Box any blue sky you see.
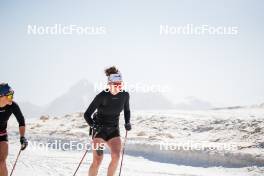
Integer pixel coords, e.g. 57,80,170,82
1,0,264,107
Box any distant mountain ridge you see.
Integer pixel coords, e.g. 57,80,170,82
43,79,95,116
20,79,175,118
20,79,263,118
212,102,264,110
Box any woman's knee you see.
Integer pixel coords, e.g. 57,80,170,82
0,155,7,163
111,151,120,161
0,160,6,166
0,143,8,162
92,155,103,167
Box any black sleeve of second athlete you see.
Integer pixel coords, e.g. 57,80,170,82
84,94,101,126
124,92,131,124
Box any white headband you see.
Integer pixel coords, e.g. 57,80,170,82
108,73,122,83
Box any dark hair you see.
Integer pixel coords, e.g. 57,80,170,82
104,66,119,76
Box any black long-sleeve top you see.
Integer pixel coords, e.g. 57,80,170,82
0,101,25,132
84,90,130,127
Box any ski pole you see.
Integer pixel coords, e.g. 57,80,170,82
72,130,97,176
118,130,128,176
72,149,88,176
10,149,22,176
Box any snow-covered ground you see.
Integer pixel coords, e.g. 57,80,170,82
6,108,264,175
7,142,264,176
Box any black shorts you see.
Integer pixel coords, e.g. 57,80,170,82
0,135,8,142
94,127,120,141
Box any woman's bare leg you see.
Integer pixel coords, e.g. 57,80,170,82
0,141,8,176
106,137,121,176
89,138,105,176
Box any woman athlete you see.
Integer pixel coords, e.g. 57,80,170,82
84,66,131,176
0,83,28,176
